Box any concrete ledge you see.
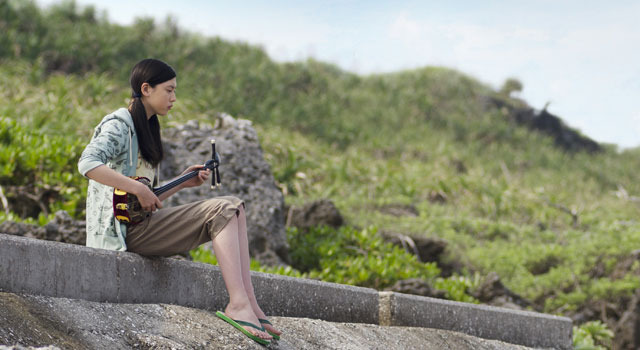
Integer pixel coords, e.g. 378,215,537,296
252,272,379,324
0,234,377,324
0,234,572,349
380,291,572,349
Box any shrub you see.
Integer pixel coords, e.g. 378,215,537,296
192,225,442,291
573,321,613,350
0,116,85,218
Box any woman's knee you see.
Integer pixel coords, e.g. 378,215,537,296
208,196,241,206
212,196,244,215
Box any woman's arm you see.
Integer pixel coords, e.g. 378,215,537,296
86,165,162,212
155,165,211,202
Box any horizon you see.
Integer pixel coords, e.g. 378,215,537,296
35,0,640,149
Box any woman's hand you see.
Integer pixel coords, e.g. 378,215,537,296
180,164,210,188
133,181,162,212
85,164,162,212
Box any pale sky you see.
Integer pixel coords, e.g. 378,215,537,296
37,0,640,149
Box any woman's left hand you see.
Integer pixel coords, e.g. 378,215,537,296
181,164,210,188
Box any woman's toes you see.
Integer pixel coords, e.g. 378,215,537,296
245,327,271,340
259,330,272,340
264,323,281,336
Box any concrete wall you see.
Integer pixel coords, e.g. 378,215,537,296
0,234,572,349
379,292,571,349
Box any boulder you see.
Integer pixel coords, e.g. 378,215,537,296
377,203,419,217
0,292,535,350
286,199,344,230
385,278,447,299
160,114,288,265
484,96,602,154
470,272,533,311
0,210,85,245
381,232,462,277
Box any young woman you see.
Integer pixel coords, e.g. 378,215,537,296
78,58,281,345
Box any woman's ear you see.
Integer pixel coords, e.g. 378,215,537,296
141,82,151,97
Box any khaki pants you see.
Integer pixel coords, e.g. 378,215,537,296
125,196,244,256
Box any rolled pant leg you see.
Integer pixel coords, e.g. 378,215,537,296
125,196,244,256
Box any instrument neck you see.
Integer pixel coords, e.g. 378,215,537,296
153,170,199,196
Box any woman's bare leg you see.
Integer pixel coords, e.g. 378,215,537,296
212,214,271,340
236,206,282,336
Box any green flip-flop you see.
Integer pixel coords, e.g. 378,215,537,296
216,311,271,345
259,318,281,340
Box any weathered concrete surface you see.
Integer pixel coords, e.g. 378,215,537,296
0,234,571,349
380,292,572,350
0,346,60,350
0,234,378,324
252,273,379,324
0,292,539,350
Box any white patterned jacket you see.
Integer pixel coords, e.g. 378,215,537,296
77,108,140,251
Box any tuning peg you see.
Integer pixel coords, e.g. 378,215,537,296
210,139,222,189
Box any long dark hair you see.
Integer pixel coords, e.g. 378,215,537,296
128,58,176,167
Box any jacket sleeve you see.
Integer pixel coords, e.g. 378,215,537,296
78,119,129,178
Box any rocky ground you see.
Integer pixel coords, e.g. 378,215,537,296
0,292,540,350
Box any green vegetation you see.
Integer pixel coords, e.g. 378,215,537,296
2,1,638,347
573,321,614,350
191,225,477,303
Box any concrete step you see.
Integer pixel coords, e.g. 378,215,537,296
0,233,572,349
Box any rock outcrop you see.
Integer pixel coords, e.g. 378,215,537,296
385,278,448,299
484,96,602,153
470,272,534,311
160,114,288,265
285,199,344,230
381,231,462,277
0,292,536,350
0,210,84,245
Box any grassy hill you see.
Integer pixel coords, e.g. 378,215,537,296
2,1,639,347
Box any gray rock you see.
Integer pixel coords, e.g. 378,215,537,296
286,199,344,230
160,114,288,265
0,210,85,245
0,292,537,350
0,347,61,350
385,278,448,299
471,272,533,311
381,232,462,277
377,203,419,217
483,96,601,154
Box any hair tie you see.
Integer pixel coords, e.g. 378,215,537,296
133,92,142,98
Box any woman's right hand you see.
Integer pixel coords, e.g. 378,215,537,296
133,182,162,212
85,165,163,212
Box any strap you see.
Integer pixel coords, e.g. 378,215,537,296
258,318,272,326
234,320,265,331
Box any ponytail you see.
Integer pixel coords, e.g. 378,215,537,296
129,97,163,167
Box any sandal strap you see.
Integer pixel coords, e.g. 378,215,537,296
235,320,266,331
258,318,273,326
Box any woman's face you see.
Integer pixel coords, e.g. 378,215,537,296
142,78,177,117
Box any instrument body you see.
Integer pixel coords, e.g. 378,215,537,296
113,142,221,225
113,176,152,224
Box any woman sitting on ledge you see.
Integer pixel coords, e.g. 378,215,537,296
77,58,280,345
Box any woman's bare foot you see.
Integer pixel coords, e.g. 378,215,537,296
225,302,272,340
253,308,282,338
260,319,281,338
